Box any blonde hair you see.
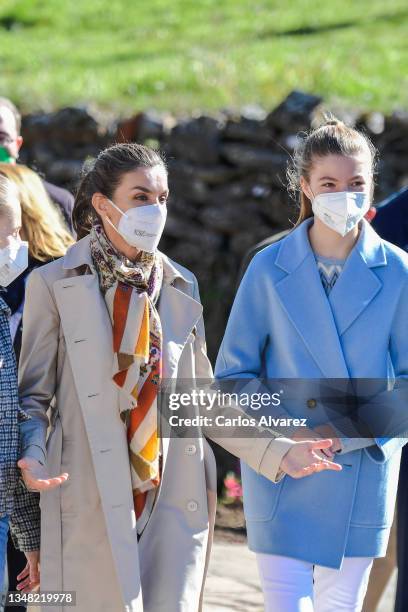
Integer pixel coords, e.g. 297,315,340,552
0,174,20,218
287,116,377,226
0,164,74,261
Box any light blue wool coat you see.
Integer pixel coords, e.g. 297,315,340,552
215,217,408,568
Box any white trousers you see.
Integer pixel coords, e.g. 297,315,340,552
256,553,374,612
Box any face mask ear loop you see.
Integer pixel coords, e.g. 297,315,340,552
105,197,130,219
104,213,121,237
102,197,128,236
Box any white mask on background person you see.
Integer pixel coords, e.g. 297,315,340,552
0,237,28,287
105,199,167,253
311,191,371,237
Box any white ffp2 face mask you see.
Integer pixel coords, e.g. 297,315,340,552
311,191,370,237
105,199,167,253
0,237,29,287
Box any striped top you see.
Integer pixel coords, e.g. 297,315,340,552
315,254,345,295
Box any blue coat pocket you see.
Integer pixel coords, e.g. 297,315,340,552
350,451,400,529
241,461,285,522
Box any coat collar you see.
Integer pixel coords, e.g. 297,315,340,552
59,234,202,377
273,218,387,378
62,234,194,287
275,217,387,274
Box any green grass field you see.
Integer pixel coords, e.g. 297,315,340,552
0,0,407,115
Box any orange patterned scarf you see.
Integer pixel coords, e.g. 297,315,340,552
90,224,163,534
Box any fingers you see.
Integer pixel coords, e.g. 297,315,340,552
20,580,40,594
39,473,69,490
315,448,334,459
17,576,32,592
294,459,342,478
22,478,52,493
30,561,40,585
21,478,51,492
310,438,333,450
22,473,69,492
307,439,335,458
16,563,30,581
309,460,342,474
321,461,342,472
17,568,40,593
316,448,334,459
310,446,334,459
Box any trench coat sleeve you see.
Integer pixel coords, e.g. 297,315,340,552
191,273,295,483
360,280,408,463
18,268,59,458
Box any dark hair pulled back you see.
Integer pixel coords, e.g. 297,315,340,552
72,142,166,239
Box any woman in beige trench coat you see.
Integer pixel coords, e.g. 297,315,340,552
16,143,340,612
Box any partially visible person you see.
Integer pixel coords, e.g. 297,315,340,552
0,164,74,611
0,174,68,603
371,186,408,612
238,179,408,611
372,185,408,251
0,98,74,233
217,118,408,611
0,164,74,357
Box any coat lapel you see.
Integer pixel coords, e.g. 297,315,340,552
156,261,203,480
274,218,387,378
275,249,350,378
158,282,203,378
328,220,386,336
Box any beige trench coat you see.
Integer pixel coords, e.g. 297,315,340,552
18,236,292,612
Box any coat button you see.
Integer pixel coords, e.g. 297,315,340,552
307,398,317,409
187,500,198,512
185,444,197,455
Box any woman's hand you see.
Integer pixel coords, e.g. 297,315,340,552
17,457,69,492
280,439,342,479
291,426,335,459
314,424,342,453
17,550,40,593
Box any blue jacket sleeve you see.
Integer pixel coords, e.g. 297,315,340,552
214,254,295,431
215,254,269,379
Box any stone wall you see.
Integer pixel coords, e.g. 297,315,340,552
19,91,408,362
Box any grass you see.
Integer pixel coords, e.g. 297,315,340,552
0,0,407,115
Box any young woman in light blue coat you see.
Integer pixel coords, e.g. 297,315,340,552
215,118,408,612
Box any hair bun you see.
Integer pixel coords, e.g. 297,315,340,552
316,115,345,128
